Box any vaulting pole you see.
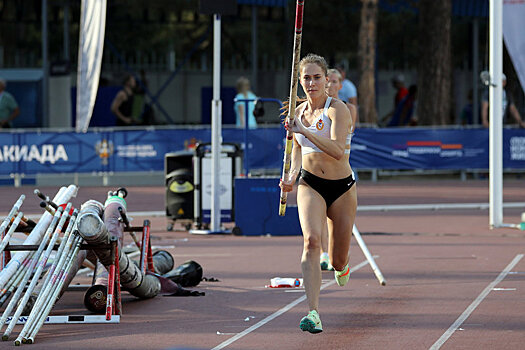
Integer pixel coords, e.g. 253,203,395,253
279,0,305,216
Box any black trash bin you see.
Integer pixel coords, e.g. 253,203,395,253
165,151,194,231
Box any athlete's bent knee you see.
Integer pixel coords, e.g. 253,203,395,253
303,235,321,252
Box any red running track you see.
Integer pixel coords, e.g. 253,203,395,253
0,179,524,349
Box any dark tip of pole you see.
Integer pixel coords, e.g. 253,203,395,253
48,200,59,210
116,187,128,198
34,189,46,200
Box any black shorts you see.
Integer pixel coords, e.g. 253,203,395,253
300,169,355,208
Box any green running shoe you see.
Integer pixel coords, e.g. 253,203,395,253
320,254,333,271
334,264,350,286
299,310,323,334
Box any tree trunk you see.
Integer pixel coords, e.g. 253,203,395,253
357,0,378,124
416,0,452,125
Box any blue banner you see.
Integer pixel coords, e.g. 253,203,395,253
351,128,491,169
0,127,524,176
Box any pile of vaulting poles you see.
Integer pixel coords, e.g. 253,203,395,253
0,185,79,345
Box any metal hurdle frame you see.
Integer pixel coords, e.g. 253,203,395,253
1,239,122,324
120,211,155,274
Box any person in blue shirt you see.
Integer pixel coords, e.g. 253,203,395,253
0,78,20,128
234,77,258,129
335,65,358,106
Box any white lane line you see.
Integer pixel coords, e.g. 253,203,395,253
211,258,374,350
21,202,525,219
429,254,524,350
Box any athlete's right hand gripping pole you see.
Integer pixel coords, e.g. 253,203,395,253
279,0,305,216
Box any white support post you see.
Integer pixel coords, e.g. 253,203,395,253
211,13,222,232
489,0,503,228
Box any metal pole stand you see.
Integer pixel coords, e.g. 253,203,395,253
123,218,155,274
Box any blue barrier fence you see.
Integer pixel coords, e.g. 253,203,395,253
0,127,524,176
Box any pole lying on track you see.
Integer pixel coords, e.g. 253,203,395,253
0,206,63,336
2,204,71,340
0,212,24,255
24,234,84,345
0,185,77,291
2,203,71,340
0,253,34,307
352,224,386,286
0,195,25,254
279,0,305,216
0,195,25,236
1,195,26,269
16,209,79,345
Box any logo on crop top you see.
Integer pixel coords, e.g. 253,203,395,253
316,119,324,131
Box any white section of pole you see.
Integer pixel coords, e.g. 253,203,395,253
3,204,71,340
26,235,84,344
0,186,66,291
18,210,78,342
352,225,386,286
211,13,222,232
489,0,503,228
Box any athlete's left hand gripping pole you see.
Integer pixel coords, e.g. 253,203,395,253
279,0,305,216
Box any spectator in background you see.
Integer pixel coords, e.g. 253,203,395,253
392,74,408,107
134,69,156,125
380,74,409,126
460,89,474,126
0,78,20,128
326,68,358,130
387,84,417,126
481,74,525,128
335,65,358,106
111,74,136,126
234,76,257,129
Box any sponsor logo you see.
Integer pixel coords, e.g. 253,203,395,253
510,137,525,160
391,140,464,158
116,144,157,158
95,139,114,165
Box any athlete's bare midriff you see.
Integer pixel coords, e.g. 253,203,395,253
302,152,352,180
